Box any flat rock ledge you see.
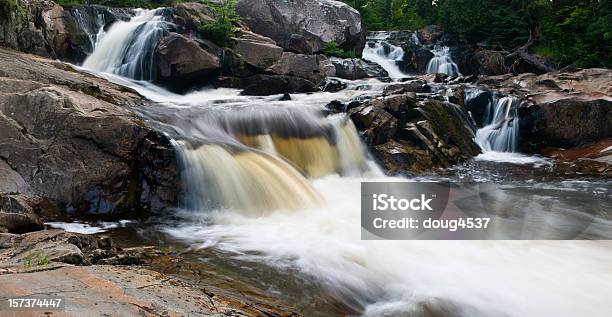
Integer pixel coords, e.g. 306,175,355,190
0,229,301,316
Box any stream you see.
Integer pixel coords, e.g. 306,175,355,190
50,8,612,317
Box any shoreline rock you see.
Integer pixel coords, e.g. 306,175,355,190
0,48,178,216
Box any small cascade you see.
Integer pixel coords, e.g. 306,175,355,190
175,142,322,215
71,7,107,53
474,96,520,152
82,8,171,80
131,98,376,214
362,32,408,79
426,46,461,76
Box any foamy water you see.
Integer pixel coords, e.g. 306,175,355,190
165,176,612,317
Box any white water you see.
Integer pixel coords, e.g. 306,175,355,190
471,95,551,165
71,7,107,52
77,12,612,317
83,8,169,80
362,35,408,79
475,96,520,152
166,176,612,317
427,46,461,76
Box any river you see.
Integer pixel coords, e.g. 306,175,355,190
54,8,612,317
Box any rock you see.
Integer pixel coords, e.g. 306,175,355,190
172,2,216,31
0,48,178,215
417,25,444,45
267,52,335,83
330,57,389,80
0,213,44,234
241,74,317,96
373,140,436,175
402,44,435,74
154,32,220,91
349,100,399,145
235,0,365,56
233,29,283,70
317,77,347,92
0,264,303,316
383,80,429,95
473,69,612,153
520,98,611,149
464,88,493,127
349,94,480,174
0,1,130,63
473,50,508,75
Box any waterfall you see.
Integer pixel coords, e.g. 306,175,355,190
82,8,170,80
167,110,374,213
175,142,322,215
362,33,408,79
474,96,520,152
427,46,461,77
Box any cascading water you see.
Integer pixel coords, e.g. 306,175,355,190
362,32,408,79
71,7,107,53
427,46,461,76
83,8,170,80
78,11,612,317
475,96,520,152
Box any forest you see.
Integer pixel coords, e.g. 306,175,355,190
341,0,611,68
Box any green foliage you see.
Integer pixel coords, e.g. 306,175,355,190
198,0,240,47
0,0,27,20
341,0,611,68
323,41,356,58
22,251,49,269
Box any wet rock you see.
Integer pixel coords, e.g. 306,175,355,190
464,89,493,127
373,140,436,175
349,95,480,174
267,52,335,83
349,101,399,145
330,57,389,80
0,48,178,215
235,0,365,56
154,32,220,91
383,80,429,95
318,77,348,93
241,74,317,96
401,44,435,74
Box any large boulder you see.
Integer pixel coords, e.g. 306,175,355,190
233,29,284,70
0,48,177,215
520,98,611,149
235,0,365,55
154,32,220,90
473,69,612,153
348,93,480,174
330,57,389,80
472,49,508,75
267,52,335,83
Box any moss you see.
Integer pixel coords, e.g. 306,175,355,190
0,0,28,22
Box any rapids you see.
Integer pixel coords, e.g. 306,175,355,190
77,10,612,317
